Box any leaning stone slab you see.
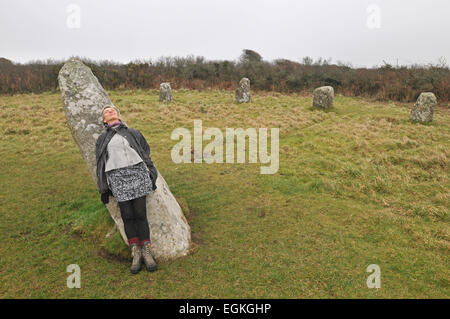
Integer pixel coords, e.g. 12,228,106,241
236,77,251,103
58,58,191,262
410,92,437,123
313,86,334,108
159,82,173,102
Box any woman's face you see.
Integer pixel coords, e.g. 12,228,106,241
103,107,119,124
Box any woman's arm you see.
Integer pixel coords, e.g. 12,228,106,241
136,130,158,190
95,133,112,201
95,133,104,164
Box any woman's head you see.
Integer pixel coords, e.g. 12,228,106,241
102,105,121,126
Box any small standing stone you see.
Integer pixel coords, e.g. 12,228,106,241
410,92,437,123
159,82,172,102
236,78,251,103
313,86,334,108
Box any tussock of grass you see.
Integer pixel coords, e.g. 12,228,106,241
0,89,448,298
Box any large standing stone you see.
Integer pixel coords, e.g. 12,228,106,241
313,86,334,108
159,82,173,102
236,77,251,103
410,92,437,123
58,58,191,262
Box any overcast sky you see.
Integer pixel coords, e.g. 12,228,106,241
1,0,449,67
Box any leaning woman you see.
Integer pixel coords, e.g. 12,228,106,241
95,105,158,274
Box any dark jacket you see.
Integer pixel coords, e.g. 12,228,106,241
95,122,158,194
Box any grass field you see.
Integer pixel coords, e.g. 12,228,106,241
0,89,448,298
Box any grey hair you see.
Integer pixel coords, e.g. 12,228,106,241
102,104,122,120
101,105,123,128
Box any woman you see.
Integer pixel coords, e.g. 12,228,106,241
95,105,158,274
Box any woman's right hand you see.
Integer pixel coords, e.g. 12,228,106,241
101,190,113,204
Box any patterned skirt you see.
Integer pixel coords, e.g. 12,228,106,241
106,161,153,202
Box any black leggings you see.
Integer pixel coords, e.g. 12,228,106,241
118,195,150,246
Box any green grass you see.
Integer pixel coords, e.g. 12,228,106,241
0,89,448,298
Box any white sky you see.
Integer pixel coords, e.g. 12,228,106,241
1,0,449,67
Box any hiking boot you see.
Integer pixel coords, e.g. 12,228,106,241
142,242,157,272
130,243,142,274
